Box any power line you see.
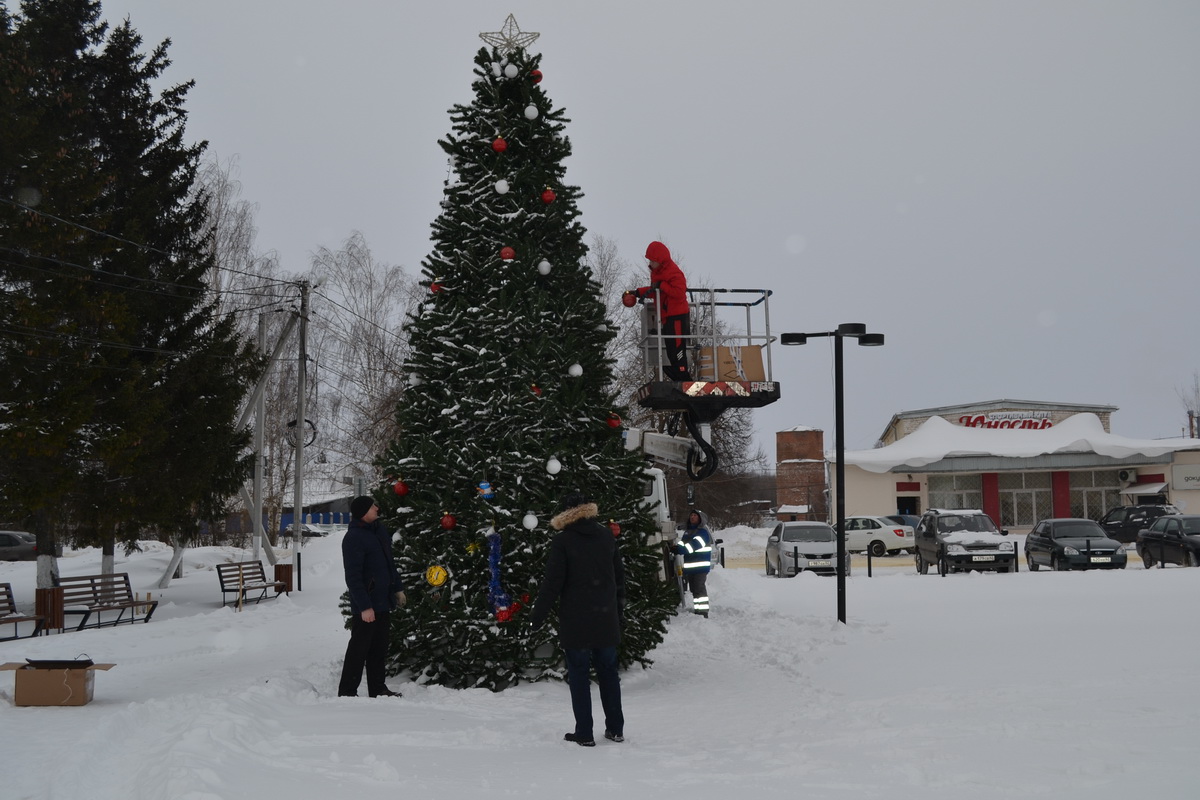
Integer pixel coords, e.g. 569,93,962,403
0,246,296,296
0,196,296,285
312,290,406,343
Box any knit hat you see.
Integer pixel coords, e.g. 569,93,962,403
350,495,376,519
558,490,589,512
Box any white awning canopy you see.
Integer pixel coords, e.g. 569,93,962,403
1120,482,1168,496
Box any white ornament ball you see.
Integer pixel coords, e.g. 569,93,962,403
567,363,583,377
494,179,510,195
538,260,552,275
491,62,502,77
524,104,539,120
504,63,519,78
546,456,562,475
522,513,538,530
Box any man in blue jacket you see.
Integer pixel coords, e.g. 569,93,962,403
338,495,406,698
675,509,714,617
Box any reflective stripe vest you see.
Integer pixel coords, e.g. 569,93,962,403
676,529,713,573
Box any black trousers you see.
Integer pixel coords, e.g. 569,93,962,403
662,313,691,381
338,613,390,696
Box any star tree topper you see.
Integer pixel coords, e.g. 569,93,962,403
479,14,540,55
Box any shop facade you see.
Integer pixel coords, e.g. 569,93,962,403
829,400,1200,533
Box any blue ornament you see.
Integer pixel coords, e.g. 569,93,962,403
486,527,512,612
477,481,495,500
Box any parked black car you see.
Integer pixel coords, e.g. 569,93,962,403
913,509,1016,575
1136,514,1200,568
1024,518,1127,571
1098,504,1179,544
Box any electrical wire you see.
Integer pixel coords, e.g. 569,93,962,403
0,197,298,286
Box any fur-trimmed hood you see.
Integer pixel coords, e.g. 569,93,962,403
550,502,599,530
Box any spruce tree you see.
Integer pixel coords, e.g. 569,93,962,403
0,1,261,558
379,42,676,691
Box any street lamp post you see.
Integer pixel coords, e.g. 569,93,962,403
782,323,885,624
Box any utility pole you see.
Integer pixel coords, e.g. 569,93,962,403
253,315,266,559
291,280,310,588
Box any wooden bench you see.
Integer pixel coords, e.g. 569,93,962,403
0,583,44,641
216,561,287,606
55,573,158,631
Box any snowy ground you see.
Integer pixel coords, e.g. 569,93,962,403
2,526,1196,800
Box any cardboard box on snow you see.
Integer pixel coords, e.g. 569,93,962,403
1,661,115,706
696,345,766,382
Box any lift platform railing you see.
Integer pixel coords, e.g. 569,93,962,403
636,287,776,384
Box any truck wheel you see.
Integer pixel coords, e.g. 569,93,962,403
915,550,928,575
869,540,887,558
938,554,949,577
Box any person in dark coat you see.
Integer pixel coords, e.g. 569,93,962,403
337,495,406,698
676,509,714,617
531,491,626,746
627,240,691,381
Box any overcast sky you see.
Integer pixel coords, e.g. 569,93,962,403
94,1,1200,461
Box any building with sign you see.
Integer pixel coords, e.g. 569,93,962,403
811,400,1200,533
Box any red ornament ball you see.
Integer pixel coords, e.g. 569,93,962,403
621,291,637,308
530,69,543,84
606,413,622,429
500,246,516,261
541,188,556,204
491,137,507,153
393,480,409,497
440,513,457,530
608,520,621,537
530,383,542,397
430,281,442,293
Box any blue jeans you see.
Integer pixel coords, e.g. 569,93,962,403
564,646,623,740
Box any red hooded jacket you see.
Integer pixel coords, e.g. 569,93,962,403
636,241,689,323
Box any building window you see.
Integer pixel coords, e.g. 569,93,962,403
928,474,981,510
997,472,1052,528
1069,470,1122,520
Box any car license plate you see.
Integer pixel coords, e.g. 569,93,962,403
809,560,831,567
1090,556,1111,563
971,555,995,562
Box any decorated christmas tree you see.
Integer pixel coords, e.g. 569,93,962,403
378,19,677,691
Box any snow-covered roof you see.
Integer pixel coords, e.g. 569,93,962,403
776,504,811,514
842,413,1200,474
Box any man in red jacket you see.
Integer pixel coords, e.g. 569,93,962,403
627,241,691,381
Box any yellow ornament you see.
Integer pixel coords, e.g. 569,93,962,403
425,565,449,587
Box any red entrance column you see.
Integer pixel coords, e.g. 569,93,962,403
982,473,1000,525
1051,472,1071,517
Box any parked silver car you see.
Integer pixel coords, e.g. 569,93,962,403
0,530,38,561
765,521,851,577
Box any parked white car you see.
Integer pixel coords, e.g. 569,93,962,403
844,516,915,556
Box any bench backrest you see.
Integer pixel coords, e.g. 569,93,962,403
217,562,269,588
56,573,135,606
0,582,16,615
